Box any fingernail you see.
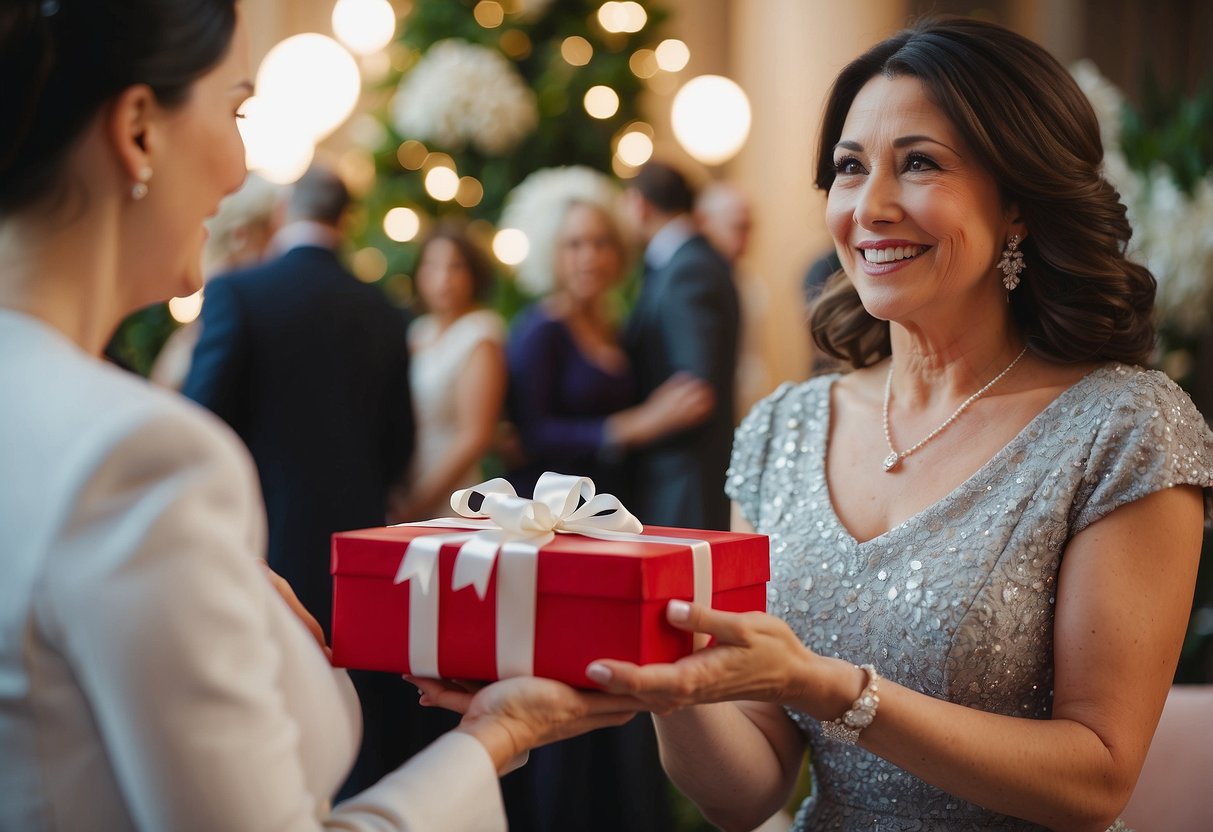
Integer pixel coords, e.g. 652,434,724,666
585,662,612,685
667,599,691,622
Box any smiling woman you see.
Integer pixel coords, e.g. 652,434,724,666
581,16,1213,832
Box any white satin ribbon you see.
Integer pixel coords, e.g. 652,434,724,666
392,472,713,678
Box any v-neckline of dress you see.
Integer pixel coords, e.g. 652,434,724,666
819,364,1108,547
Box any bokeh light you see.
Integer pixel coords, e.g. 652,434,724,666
331,0,396,56
655,38,690,72
352,247,388,282
383,207,421,242
492,228,530,265
237,96,314,184
474,0,504,28
397,139,428,170
671,75,751,165
561,36,593,66
583,85,620,119
424,166,460,201
616,130,654,167
628,48,658,79
168,291,203,324
456,176,485,208
256,34,360,142
597,1,646,34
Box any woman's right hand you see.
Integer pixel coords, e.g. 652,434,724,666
411,676,643,773
643,372,714,432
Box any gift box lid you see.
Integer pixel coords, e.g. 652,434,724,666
332,525,768,601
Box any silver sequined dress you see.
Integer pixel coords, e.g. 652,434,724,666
726,364,1213,831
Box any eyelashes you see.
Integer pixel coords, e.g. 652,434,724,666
831,151,940,176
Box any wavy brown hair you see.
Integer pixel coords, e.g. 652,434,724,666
810,17,1156,369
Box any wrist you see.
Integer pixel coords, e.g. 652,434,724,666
455,716,530,774
819,663,880,746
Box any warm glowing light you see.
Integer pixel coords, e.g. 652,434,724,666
561,36,593,66
424,166,460,201
474,0,504,28
331,0,396,55
597,1,646,33
671,75,751,165
616,130,653,167
500,29,532,59
383,207,421,242
338,148,377,195
611,155,639,179
256,34,360,141
492,228,530,265
168,291,203,324
352,247,388,282
655,38,690,72
456,176,484,208
628,48,658,79
397,139,427,170
237,96,314,184
360,49,392,82
583,85,620,119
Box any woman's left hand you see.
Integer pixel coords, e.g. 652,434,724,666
258,561,331,659
582,599,834,716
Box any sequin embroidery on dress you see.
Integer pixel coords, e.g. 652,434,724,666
726,364,1213,832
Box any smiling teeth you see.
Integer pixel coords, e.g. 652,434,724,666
864,245,925,264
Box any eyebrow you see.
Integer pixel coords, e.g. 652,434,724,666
230,80,255,96
833,135,959,154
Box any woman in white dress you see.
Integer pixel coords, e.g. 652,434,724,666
393,225,507,521
0,2,638,829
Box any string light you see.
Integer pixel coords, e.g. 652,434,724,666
492,228,529,265
655,38,690,72
561,36,593,66
584,85,620,119
331,0,396,55
383,207,421,242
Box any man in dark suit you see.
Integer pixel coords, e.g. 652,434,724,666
182,164,447,794
623,161,740,531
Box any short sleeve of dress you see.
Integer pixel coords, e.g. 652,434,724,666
726,382,795,528
1071,368,1213,535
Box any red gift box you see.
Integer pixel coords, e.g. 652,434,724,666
330,524,769,687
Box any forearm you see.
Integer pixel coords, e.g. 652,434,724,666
654,703,802,831
860,680,1131,831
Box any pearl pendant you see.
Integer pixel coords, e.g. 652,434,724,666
882,452,901,472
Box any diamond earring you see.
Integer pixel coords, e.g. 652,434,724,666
130,166,152,201
998,234,1025,291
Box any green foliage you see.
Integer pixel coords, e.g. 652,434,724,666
1119,71,1213,194
106,303,179,377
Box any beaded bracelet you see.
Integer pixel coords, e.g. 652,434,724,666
820,663,880,745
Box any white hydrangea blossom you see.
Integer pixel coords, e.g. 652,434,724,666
499,166,627,296
391,39,538,155
1072,61,1213,333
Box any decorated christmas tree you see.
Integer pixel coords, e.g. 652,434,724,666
349,0,669,313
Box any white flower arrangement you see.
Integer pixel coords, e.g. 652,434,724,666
499,166,627,296
391,39,538,155
1072,60,1213,334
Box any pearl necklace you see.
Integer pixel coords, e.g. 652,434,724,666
881,347,1028,472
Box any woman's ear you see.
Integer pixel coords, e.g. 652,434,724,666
1004,202,1028,244
106,84,157,187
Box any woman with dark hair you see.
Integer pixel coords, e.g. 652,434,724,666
391,223,508,521
0,3,637,829
567,17,1213,832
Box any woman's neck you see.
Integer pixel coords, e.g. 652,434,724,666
0,209,124,356
887,312,1026,409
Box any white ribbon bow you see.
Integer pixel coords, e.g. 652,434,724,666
393,472,709,679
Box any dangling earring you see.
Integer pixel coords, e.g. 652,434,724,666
998,234,1025,291
130,166,153,201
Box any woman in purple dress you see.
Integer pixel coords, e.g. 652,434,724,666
506,199,711,502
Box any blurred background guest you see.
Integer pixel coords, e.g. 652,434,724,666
149,172,280,389
506,197,711,499
182,163,425,796
623,161,740,530
504,194,712,832
694,180,753,266
391,224,507,522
